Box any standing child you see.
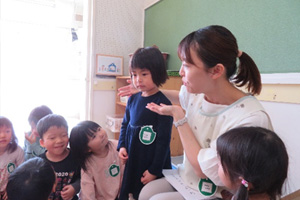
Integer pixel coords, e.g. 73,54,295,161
37,114,80,200
6,157,56,200
217,126,288,200
24,105,53,160
0,116,24,200
69,120,124,200
117,47,173,199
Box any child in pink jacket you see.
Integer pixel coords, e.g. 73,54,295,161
69,120,124,200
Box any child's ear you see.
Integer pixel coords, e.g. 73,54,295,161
40,138,45,147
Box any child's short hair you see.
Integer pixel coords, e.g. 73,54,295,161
6,157,56,200
217,126,288,200
130,46,168,87
0,116,18,153
37,114,68,139
28,105,53,125
69,120,100,171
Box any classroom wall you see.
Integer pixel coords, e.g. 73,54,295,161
91,0,161,138
91,0,145,137
261,100,300,196
144,0,300,73
256,74,300,196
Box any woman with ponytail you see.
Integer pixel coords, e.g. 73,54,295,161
217,127,288,200
119,25,274,199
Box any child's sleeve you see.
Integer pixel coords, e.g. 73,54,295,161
70,164,81,194
148,98,173,176
117,97,131,151
80,169,96,200
70,179,80,195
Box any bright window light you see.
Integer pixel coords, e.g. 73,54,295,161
0,0,86,146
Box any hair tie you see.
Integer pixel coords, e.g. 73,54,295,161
237,50,243,58
241,179,249,188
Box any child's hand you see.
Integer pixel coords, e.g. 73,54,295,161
25,131,37,144
2,191,8,200
118,147,128,164
61,185,75,200
141,170,157,185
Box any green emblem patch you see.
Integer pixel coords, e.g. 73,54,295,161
109,164,120,177
198,178,217,197
139,125,156,145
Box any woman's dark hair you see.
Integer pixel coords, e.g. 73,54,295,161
6,157,56,200
217,127,288,200
69,120,100,171
0,116,18,153
36,114,68,139
178,25,261,95
130,46,168,87
28,105,53,125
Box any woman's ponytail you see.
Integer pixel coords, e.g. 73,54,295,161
233,52,262,95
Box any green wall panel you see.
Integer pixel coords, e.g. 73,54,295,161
145,0,300,73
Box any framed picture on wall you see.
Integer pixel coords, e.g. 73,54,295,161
96,54,123,76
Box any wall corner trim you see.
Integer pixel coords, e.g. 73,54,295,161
261,73,300,84
257,73,300,104
144,0,160,10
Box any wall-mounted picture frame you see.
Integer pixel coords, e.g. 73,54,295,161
96,54,123,76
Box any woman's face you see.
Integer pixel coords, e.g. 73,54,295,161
179,48,213,94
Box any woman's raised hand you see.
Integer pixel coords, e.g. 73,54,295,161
117,79,138,97
146,103,173,116
146,103,185,121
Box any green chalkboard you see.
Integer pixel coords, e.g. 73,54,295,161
144,0,300,73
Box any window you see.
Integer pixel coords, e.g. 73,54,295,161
0,0,89,145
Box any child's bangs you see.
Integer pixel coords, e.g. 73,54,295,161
0,118,13,129
86,128,95,137
86,125,101,137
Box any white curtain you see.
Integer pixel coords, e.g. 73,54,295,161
0,0,88,146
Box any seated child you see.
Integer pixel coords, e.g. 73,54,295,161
24,105,53,160
6,157,56,200
69,120,124,200
216,126,288,200
37,114,80,200
0,116,24,200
